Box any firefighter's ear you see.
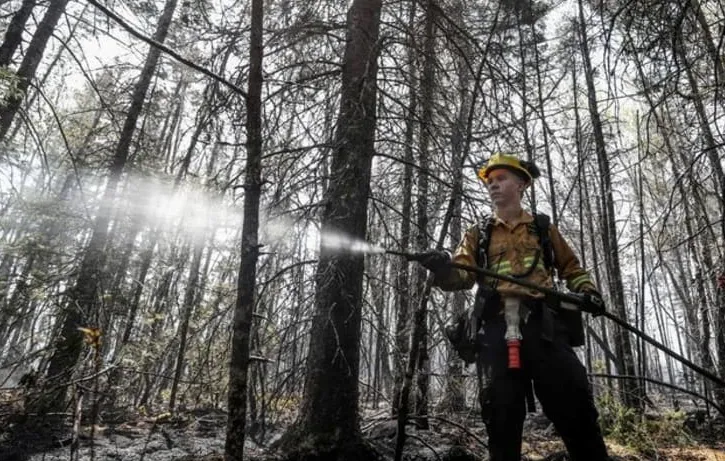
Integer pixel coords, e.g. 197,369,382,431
516,176,529,191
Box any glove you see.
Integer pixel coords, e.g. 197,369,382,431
579,290,605,317
417,250,450,273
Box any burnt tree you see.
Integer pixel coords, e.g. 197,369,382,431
278,0,383,458
225,0,264,459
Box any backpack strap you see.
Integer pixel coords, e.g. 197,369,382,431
476,214,495,268
533,213,555,272
533,213,585,346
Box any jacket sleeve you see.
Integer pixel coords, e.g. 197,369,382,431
433,225,479,291
550,224,598,293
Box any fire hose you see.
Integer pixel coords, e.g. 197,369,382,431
386,250,725,389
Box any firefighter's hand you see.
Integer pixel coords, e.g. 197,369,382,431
417,250,450,273
579,290,605,317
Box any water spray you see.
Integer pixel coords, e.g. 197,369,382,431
320,231,387,255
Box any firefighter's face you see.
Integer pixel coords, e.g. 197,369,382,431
485,169,527,206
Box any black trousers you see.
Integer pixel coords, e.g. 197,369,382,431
479,310,610,461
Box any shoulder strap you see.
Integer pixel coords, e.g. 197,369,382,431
533,213,554,270
476,214,495,268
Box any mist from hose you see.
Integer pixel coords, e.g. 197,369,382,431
320,230,386,255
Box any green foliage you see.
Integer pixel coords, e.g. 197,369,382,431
597,391,693,454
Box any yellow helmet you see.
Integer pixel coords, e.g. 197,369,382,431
477,153,539,183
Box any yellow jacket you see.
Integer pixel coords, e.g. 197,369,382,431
435,210,596,298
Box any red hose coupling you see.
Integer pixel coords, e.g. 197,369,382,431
507,339,521,369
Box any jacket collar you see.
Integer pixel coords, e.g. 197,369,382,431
493,209,533,229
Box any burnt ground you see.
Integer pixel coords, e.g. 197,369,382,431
0,399,724,461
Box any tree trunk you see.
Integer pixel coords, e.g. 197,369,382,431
0,0,36,67
102,228,157,408
534,20,556,223
573,54,613,389
225,0,264,458
392,0,416,417
636,121,647,394
124,237,156,346
0,0,70,141
441,0,470,411
278,0,382,457
371,257,388,409
516,17,535,210
413,0,437,430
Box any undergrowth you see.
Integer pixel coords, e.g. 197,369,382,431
596,391,694,455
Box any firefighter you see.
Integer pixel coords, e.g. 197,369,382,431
418,153,610,461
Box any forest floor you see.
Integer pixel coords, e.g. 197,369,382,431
0,398,724,461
